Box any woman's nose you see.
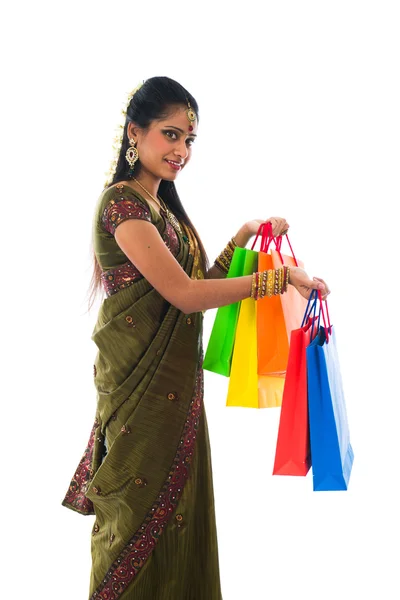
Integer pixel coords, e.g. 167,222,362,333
175,139,189,159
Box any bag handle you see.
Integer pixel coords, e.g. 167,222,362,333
251,221,300,267
251,221,272,251
316,290,332,343
274,235,299,267
301,289,318,327
271,233,299,267
260,222,275,253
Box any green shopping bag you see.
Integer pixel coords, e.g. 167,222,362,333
203,247,258,376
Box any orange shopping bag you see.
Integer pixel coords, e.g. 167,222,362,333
252,222,307,377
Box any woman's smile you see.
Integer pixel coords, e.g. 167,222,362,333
165,159,182,171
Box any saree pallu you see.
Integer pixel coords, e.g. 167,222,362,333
62,214,222,599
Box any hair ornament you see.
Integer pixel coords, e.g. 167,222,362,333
104,80,145,187
186,100,196,131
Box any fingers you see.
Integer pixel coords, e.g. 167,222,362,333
268,217,290,237
291,268,331,302
309,280,324,291
313,277,331,301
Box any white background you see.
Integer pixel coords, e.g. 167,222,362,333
2,1,399,598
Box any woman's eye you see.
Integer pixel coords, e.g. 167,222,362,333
164,131,195,146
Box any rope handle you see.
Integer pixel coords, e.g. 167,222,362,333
251,221,299,266
301,289,318,327
317,290,332,343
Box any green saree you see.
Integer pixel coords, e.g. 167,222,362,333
61,184,223,599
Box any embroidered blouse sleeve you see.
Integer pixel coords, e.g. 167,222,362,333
101,193,152,235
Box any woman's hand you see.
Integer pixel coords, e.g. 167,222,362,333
289,267,331,301
235,217,290,247
265,217,290,237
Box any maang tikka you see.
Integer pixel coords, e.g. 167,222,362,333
186,98,196,132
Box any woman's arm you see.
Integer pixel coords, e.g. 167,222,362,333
114,219,254,313
204,265,227,279
114,220,327,314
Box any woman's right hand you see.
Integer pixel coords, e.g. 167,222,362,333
289,267,330,301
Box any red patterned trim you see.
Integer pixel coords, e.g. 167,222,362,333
101,197,152,235
90,360,204,599
61,418,98,515
101,261,144,297
162,219,180,257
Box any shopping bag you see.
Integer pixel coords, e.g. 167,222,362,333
270,242,308,350
257,250,288,376
226,256,285,409
258,374,285,408
273,291,319,475
226,297,286,408
252,223,308,376
226,292,259,408
306,293,354,491
203,247,258,376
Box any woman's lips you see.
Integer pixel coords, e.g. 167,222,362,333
165,160,182,171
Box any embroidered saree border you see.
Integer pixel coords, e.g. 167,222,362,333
89,356,203,599
61,419,97,515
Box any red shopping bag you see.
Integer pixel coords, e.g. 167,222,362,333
273,291,319,476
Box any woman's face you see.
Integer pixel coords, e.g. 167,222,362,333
128,105,198,181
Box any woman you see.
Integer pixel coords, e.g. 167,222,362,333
61,76,329,599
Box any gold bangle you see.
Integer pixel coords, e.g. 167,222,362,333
251,272,257,299
214,259,228,274
258,270,265,299
218,255,231,269
252,272,259,300
214,239,237,274
274,269,279,295
267,269,274,297
262,270,268,297
275,267,283,294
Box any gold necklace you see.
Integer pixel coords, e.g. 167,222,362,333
131,177,162,212
131,177,183,237
157,196,184,236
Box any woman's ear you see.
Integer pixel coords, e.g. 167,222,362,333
127,122,139,141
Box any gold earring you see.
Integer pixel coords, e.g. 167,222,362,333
126,138,139,177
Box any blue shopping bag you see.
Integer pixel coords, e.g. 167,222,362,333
306,294,354,491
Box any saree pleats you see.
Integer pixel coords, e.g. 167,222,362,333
113,382,222,599
62,189,223,599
